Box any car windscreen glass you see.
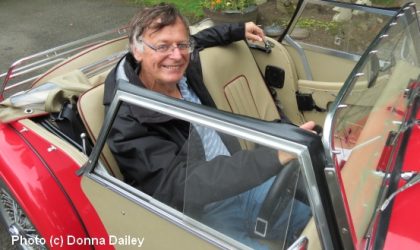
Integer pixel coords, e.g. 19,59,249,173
327,4,420,243
329,0,407,8
244,0,300,40
289,0,392,56
183,126,310,249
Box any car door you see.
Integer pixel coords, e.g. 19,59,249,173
79,81,339,250
251,0,396,126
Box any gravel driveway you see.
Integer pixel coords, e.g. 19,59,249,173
0,0,139,73
0,0,139,248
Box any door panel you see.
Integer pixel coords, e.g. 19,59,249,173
287,46,357,82
297,79,342,125
82,177,218,250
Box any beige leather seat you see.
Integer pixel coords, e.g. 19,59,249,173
77,84,123,180
200,40,280,121
200,40,281,149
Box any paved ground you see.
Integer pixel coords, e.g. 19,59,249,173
0,0,138,248
0,0,139,73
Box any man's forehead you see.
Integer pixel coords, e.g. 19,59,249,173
144,19,189,40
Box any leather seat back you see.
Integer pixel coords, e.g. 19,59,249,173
200,41,280,149
77,84,123,179
200,41,280,122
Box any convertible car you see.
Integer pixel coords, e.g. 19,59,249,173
0,0,419,249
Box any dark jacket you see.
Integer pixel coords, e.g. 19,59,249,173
103,23,281,211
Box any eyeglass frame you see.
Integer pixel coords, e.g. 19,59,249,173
138,37,195,54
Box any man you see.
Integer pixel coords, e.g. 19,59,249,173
103,3,313,249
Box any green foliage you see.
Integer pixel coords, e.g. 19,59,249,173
201,0,256,12
130,0,204,21
297,18,342,35
371,0,398,7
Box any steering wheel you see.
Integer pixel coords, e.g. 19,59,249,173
254,159,308,238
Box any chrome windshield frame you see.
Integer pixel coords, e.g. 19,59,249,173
322,3,419,249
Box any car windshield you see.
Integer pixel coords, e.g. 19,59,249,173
326,3,420,244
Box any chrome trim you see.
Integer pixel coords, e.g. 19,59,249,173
83,84,333,249
1,27,128,98
284,35,313,80
4,74,44,91
254,218,268,237
306,0,395,17
299,149,334,250
380,173,420,211
401,171,418,181
47,145,57,152
392,120,403,125
287,236,308,250
295,42,360,63
324,168,354,249
118,91,307,153
285,0,309,39
80,50,127,78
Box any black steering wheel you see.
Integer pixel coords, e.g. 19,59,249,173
254,159,308,238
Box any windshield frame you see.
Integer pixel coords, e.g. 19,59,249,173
322,2,420,248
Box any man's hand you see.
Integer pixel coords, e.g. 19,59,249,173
299,121,316,132
245,22,264,42
277,121,318,165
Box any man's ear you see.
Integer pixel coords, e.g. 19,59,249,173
131,43,144,62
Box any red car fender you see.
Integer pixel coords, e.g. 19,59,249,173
0,122,93,249
9,120,114,250
383,109,420,250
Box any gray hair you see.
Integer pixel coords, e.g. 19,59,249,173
129,3,190,53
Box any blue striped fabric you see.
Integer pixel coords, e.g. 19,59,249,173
178,77,230,161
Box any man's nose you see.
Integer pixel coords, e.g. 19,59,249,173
169,47,183,59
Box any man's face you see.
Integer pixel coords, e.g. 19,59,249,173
133,17,190,89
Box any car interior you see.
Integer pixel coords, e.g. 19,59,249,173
0,19,325,248
1,11,374,248
1,0,418,248
72,32,325,249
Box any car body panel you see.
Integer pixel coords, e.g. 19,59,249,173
8,119,112,249
383,108,420,250
82,176,220,250
31,37,128,90
0,0,418,249
0,121,89,248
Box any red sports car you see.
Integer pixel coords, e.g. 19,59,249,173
0,0,419,249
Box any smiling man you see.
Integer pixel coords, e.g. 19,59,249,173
103,3,312,249
131,16,190,98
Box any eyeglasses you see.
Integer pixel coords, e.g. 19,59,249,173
140,38,194,54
